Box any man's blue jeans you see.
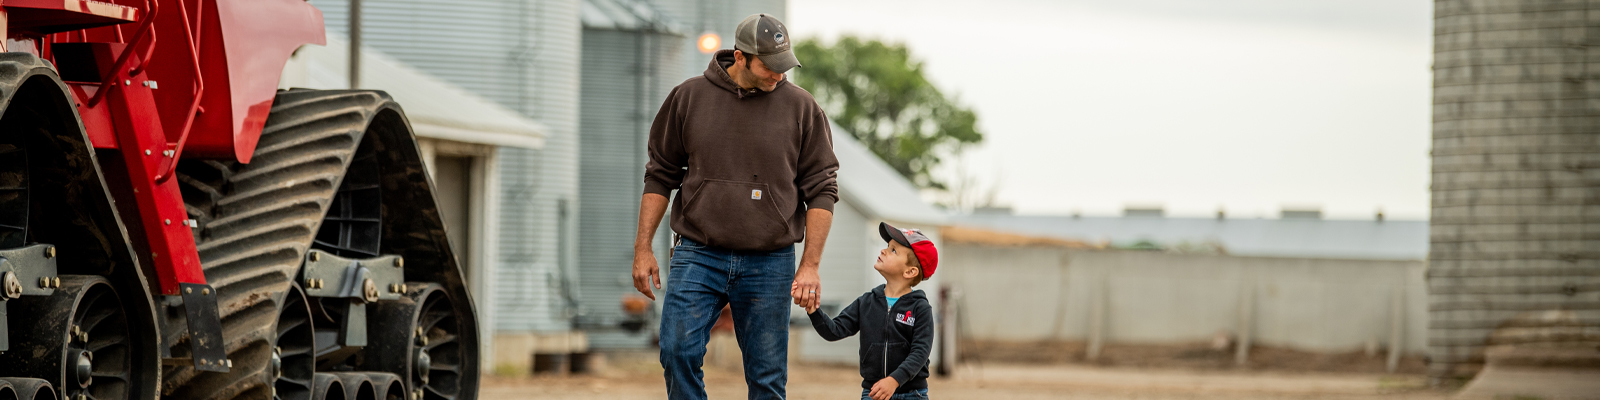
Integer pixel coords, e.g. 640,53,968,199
660,238,795,400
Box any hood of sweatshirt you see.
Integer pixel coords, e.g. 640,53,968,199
704,49,789,99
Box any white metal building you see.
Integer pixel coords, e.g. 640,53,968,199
952,212,1428,261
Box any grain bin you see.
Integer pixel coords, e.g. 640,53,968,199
1429,0,1600,382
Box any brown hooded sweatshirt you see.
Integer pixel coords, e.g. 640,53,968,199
643,50,840,251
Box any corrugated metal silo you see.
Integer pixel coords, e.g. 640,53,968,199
1429,0,1600,380
576,0,687,349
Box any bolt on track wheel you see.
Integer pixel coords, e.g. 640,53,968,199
274,286,315,400
0,276,130,400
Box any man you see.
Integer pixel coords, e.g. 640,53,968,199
631,13,839,400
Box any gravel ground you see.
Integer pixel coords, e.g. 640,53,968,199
480,351,1453,400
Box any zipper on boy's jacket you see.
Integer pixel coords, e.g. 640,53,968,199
884,298,891,380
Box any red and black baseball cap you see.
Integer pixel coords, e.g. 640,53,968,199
879,222,938,278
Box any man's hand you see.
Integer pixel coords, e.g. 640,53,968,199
631,193,669,300
790,265,821,311
793,280,820,314
792,208,832,312
868,377,898,400
632,250,661,300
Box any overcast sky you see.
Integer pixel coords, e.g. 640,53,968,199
788,0,1433,220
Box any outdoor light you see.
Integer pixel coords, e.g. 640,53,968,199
697,32,720,53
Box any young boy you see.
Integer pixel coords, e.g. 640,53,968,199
806,222,938,400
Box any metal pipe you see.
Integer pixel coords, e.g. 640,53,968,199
349,0,361,88
1387,283,1403,373
1235,280,1254,366
1085,274,1106,361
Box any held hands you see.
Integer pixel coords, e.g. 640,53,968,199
631,250,661,300
868,377,899,400
791,284,819,314
790,265,821,313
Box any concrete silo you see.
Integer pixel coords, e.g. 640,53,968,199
1429,0,1600,388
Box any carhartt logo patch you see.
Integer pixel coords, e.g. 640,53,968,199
751,189,763,200
895,310,915,326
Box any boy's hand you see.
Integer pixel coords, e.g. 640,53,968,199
868,377,898,400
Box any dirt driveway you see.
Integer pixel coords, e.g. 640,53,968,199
480,352,1452,400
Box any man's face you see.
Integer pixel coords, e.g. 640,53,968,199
738,51,785,92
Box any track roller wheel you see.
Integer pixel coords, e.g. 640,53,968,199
366,373,404,400
324,373,400,400
309,374,343,400
366,284,464,400
0,276,131,400
273,285,316,400
0,378,55,400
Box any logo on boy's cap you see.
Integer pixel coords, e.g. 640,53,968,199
878,222,939,278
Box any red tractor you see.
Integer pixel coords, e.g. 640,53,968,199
0,1,480,399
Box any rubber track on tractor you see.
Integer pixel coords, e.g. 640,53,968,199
163,90,395,399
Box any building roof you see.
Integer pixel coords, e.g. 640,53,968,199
943,226,1100,249
581,0,686,34
950,213,1428,260
279,33,547,149
831,123,948,226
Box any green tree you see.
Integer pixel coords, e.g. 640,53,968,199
792,36,983,191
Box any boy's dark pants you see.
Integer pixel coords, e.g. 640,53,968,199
659,238,794,400
863,388,929,400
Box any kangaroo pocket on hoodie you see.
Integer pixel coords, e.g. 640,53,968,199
684,179,792,250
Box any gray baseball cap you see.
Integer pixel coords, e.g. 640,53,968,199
734,13,801,73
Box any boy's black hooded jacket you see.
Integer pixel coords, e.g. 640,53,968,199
808,284,934,394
